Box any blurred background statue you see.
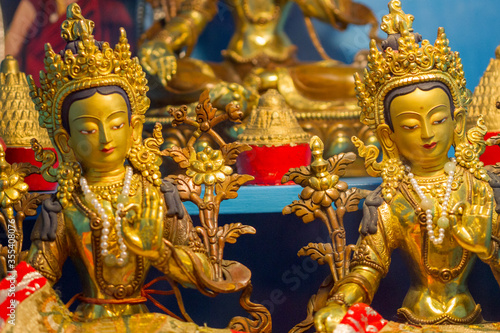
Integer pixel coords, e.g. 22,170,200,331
138,0,380,176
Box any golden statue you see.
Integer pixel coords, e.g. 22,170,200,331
283,1,500,332
139,0,380,176
0,4,270,332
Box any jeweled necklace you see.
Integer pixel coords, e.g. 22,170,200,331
406,158,456,245
79,166,133,267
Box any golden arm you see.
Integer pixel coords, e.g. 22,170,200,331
139,0,218,85
314,202,395,332
26,213,69,285
292,0,378,39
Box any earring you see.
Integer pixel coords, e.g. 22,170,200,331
56,161,81,208
380,158,405,202
455,116,489,181
127,124,164,187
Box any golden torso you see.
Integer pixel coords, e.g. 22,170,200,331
62,176,151,321
380,168,493,320
224,0,295,63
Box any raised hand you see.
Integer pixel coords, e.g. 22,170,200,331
314,302,348,333
120,184,164,260
449,183,493,257
139,40,178,87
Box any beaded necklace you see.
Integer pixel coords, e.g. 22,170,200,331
405,158,457,245
79,166,133,267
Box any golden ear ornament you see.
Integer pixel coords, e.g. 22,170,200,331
455,116,489,182
127,123,164,187
355,0,470,133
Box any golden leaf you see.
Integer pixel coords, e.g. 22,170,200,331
11,163,40,178
335,187,364,213
217,223,256,244
161,146,190,169
13,192,50,218
215,174,254,202
327,152,357,177
221,142,252,166
196,90,217,129
167,174,201,201
281,166,312,187
282,199,319,223
297,243,333,265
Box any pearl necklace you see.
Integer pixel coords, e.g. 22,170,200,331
79,166,133,267
406,158,456,245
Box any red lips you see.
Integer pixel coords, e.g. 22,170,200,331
423,142,437,149
101,147,115,154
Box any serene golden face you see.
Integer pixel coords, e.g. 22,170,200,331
67,92,132,172
387,87,455,173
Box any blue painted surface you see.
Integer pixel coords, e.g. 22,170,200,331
184,177,381,215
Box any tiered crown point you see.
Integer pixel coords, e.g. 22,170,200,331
356,0,470,131
380,0,414,35
61,3,95,42
28,3,150,145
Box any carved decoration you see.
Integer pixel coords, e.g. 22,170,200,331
282,136,367,332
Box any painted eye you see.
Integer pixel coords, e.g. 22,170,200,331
433,117,447,125
80,129,96,135
112,123,125,130
402,124,419,130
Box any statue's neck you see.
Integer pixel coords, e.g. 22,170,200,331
408,156,449,177
82,165,127,184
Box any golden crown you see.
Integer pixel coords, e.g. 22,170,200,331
28,3,150,138
355,0,471,131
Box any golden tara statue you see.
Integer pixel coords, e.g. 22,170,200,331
139,0,380,175
309,1,500,331
0,4,269,332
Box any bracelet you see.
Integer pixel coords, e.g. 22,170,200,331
330,273,374,304
151,242,172,270
327,293,350,307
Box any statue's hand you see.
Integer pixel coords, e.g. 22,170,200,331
314,302,348,333
120,185,164,260
449,184,493,257
139,40,177,87
210,82,259,117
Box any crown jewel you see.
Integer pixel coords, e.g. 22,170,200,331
28,3,150,139
355,0,470,131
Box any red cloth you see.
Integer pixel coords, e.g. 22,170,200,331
334,303,388,333
21,0,133,78
482,131,500,166
0,261,47,325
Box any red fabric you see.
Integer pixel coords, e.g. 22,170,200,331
335,303,388,333
236,144,312,185
481,131,500,166
0,261,47,323
21,0,133,78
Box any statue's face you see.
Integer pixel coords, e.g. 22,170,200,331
388,87,454,170
67,93,131,171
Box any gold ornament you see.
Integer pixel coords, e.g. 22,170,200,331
455,116,489,181
28,3,150,152
355,0,471,132
27,3,151,205
237,89,310,147
0,56,51,148
379,158,404,202
468,44,500,132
